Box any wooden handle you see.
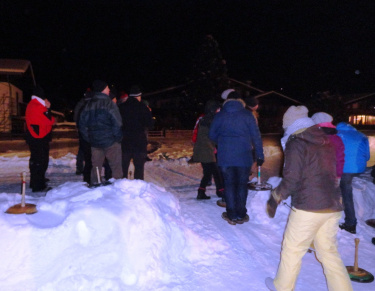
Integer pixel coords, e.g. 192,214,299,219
354,238,360,272
21,172,26,207
96,167,101,184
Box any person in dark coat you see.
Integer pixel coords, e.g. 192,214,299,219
209,90,264,225
192,100,224,200
25,85,55,194
118,85,153,180
79,80,123,185
74,89,93,183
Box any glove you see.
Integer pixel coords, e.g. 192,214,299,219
266,189,281,218
257,158,264,166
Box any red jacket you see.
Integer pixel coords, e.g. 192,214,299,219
25,98,55,138
192,114,204,143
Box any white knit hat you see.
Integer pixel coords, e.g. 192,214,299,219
282,105,309,130
311,112,333,124
221,89,235,100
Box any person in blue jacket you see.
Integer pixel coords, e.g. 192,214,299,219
209,90,264,225
336,122,370,234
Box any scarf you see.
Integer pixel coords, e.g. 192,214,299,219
280,117,315,150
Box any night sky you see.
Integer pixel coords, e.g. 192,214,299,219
1,1,374,110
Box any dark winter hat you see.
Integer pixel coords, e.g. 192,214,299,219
92,80,108,92
205,100,220,114
32,85,45,99
245,96,259,108
227,91,241,100
129,85,142,97
109,86,118,100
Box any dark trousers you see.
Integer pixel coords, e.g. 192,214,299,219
79,137,92,184
340,173,357,226
122,152,147,180
76,146,84,173
219,166,251,220
27,137,50,191
200,162,224,190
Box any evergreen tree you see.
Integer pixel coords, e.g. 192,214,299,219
191,35,230,101
183,35,230,126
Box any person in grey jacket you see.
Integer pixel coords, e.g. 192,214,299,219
79,80,123,185
265,106,352,291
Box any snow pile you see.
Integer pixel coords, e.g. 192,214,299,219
0,179,228,291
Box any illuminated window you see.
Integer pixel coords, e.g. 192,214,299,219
349,115,375,125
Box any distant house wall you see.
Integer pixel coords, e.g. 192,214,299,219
345,94,375,128
0,82,24,133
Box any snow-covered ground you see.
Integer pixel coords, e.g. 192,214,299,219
0,136,375,291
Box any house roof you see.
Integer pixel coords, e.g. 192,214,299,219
0,59,36,87
229,78,301,104
0,59,32,75
254,91,302,104
344,92,375,105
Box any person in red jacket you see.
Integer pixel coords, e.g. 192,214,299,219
25,86,55,194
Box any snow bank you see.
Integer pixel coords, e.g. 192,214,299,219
0,179,227,291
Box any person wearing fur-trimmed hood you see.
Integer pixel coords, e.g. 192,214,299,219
209,90,264,225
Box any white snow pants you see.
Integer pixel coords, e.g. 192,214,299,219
273,209,353,291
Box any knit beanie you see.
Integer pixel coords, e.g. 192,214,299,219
221,89,235,100
117,91,128,102
204,100,221,115
245,96,259,107
227,91,241,100
129,85,142,97
92,80,108,92
282,105,309,130
311,112,333,125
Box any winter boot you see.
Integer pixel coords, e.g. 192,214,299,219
216,188,224,198
197,188,210,200
339,223,356,234
221,212,236,225
236,214,249,224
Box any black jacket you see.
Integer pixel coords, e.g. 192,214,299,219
118,97,153,153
